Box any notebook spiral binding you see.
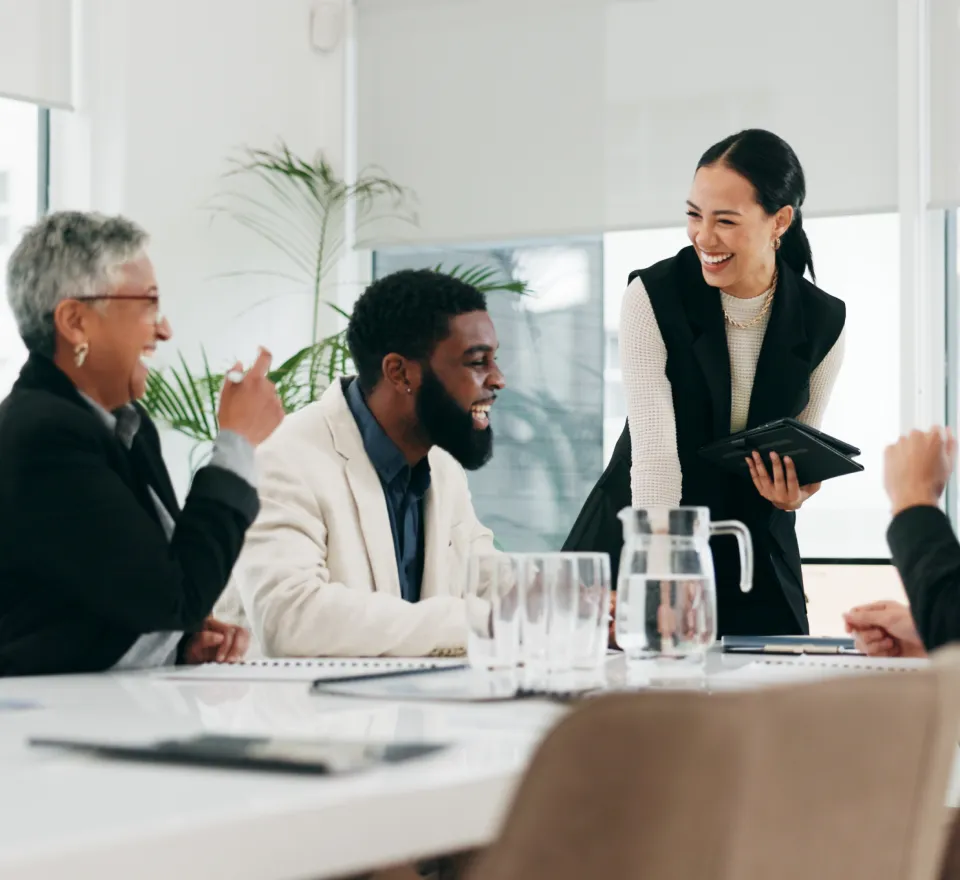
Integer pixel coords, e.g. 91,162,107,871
757,657,923,673
228,658,457,669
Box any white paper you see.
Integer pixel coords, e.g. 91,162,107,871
711,655,929,691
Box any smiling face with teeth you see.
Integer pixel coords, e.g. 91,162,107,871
347,271,508,470
55,255,172,410
412,310,505,470
686,162,793,299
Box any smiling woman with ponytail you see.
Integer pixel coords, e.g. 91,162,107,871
564,129,846,637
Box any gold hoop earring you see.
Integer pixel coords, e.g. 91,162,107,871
74,342,89,367
773,237,782,251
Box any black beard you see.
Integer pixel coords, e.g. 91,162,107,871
415,367,493,470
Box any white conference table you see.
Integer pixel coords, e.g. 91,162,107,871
0,651,953,880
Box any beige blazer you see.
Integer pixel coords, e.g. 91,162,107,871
222,379,496,657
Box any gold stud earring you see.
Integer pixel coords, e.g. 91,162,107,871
74,341,89,367
773,237,782,251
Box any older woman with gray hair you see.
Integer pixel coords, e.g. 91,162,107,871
0,211,284,676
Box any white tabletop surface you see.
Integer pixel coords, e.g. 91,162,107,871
0,651,952,880
0,666,567,880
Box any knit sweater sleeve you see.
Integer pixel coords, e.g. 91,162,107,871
619,277,683,508
796,326,846,429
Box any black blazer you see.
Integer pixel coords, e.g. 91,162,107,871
0,354,260,676
566,247,845,636
887,506,960,651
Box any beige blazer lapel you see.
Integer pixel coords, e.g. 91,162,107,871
420,480,448,600
325,383,402,598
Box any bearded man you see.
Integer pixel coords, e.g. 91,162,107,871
223,270,504,657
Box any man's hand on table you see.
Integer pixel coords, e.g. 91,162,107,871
182,618,250,665
843,601,926,658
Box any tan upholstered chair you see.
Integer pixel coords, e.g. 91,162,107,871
469,649,960,880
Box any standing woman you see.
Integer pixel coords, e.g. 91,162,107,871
568,129,845,636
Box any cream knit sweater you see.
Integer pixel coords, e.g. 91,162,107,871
620,277,845,507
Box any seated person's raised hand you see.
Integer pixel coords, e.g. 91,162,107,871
182,617,250,664
218,347,285,447
842,600,926,658
745,450,820,512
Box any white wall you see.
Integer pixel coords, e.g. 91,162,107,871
49,0,347,495
0,99,39,394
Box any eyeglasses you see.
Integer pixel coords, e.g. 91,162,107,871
73,295,165,326
73,295,159,304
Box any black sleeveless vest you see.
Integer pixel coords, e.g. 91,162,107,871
564,245,845,636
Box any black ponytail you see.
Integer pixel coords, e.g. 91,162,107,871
778,207,815,282
697,129,816,282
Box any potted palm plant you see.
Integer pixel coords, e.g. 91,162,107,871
140,143,527,457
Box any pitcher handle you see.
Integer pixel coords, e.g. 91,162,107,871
710,520,754,593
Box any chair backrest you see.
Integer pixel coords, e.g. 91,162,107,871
468,649,960,880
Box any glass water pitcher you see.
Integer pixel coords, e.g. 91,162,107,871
614,507,753,659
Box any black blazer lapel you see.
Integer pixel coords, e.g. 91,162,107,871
675,252,732,440
746,260,811,429
130,407,181,517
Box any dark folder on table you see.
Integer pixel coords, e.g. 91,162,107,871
698,417,862,486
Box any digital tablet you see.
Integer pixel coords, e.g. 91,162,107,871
699,418,863,485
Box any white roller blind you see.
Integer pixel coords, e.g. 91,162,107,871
0,0,73,109
357,0,898,247
930,0,960,208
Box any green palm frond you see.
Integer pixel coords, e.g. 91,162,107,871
143,364,219,443
432,263,530,297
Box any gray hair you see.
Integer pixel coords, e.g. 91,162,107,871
6,211,149,356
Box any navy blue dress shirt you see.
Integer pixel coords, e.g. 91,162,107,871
345,378,431,603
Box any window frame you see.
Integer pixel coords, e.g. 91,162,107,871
946,210,959,526
37,107,50,215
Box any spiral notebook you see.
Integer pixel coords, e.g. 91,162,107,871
156,657,466,682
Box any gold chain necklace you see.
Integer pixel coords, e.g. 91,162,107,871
721,267,778,330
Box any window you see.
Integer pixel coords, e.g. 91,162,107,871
0,170,11,246
602,214,900,561
802,562,905,636
0,98,46,397
373,239,604,551
798,214,900,559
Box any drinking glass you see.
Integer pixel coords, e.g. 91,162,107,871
520,552,611,673
521,554,571,673
464,553,522,670
569,553,612,670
